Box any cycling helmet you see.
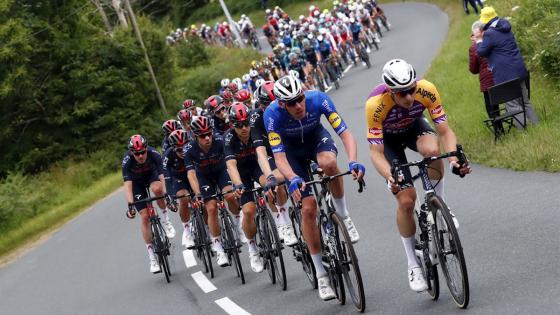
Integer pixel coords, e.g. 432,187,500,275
220,78,230,88
288,52,298,61
232,77,242,89
242,73,250,82
190,115,212,135
234,89,251,103
183,99,195,109
128,134,147,152
168,129,188,147
255,78,265,88
382,59,417,91
249,69,259,78
291,46,301,55
289,69,300,79
317,35,324,42
257,81,276,106
228,102,250,123
162,119,183,135
220,89,233,101
177,109,192,123
227,82,239,93
273,75,303,102
204,95,225,113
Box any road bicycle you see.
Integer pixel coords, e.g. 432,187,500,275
391,144,470,309
246,185,287,290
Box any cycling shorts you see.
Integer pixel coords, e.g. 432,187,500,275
132,170,161,211
168,174,192,196
197,169,232,202
383,118,436,191
238,156,276,206
284,127,338,198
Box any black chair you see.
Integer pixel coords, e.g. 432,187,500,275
484,78,528,141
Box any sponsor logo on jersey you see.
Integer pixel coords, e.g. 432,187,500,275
417,88,437,103
268,132,281,146
328,112,342,129
430,105,443,115
373,102,386,122
368,127,382,137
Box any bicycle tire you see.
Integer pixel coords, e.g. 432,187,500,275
222,211,245,284
256,213,276,285
265,208,287,290
414,203,440,300
194,209,214,278
160,253,171,283
430,196,469,309
152,219,171,282
321,217,346,305
290,207,318,289
331,212,365,312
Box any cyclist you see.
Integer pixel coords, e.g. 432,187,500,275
250,82,297,245
182,99,198,117
161,119,183,153
287,52,312,90
163,129,194,248
264,75,365,300
233,89,253,109
365,59,471,292
123,135,176,273
302,37,328,90
184,116,239,267
204,95,230,136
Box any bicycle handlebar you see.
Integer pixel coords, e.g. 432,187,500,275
303,170,365,193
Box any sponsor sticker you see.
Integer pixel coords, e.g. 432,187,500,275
328,112,342,129
431,105,443,115
368,127,382,137
268,132,281,146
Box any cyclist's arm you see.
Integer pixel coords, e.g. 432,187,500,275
123,180,134,204
226,159,243,187
369,144,392,180
187,169,201,195
256,146,273,177
273,152,298,181
435,121,459,164
339,129,358,163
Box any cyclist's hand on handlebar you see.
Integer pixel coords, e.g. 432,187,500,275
450,160,471,178
349,161,365,181
126,203,136,219
194,194,204,206
233,184,246,198
264,174,278,200
288,176,305,203
165,194,178,212
387,177,400,194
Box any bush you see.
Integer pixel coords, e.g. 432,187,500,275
175,37,211,69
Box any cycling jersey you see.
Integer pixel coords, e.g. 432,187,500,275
288,59,307,83
162,147,191,195
317,41,332,60
350,23,362,42
303,46,318,66
264,90,347,154
122,147,163,182
211,116,230,136
365,79,447,145
249,108,273,157
161,136,171,153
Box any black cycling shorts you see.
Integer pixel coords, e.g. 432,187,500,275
197,169,232,202
168,173,192,196
132,170,161,211
383,118,436,190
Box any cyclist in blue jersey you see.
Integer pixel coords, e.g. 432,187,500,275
349,17,370,66
264,75,365,301
161,120,183,153
123,135,176,273
163,129,194,248
184,116,239,267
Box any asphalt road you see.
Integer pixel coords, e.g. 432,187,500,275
1,3,559,315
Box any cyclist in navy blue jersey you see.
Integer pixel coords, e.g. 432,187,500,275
163,129,194,248
123,135,176,273
264,75,365,301
204,95,230,137
184,115,238,267
161,120,183,153
250,82,297,245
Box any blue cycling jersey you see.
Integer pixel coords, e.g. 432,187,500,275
162,147,189,192
263,90,348,153
350,23,362,34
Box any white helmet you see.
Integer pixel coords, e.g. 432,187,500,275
242,73,250,82
249,69,259,78
255,78,265,88
232,77,242,89
266,9,271,14
382,59,417,91
319,28,327,35
299,15,305,20
309,5,315,11
221,78,230,88
289,69,300,79
273,75,303,102
241,14,247,19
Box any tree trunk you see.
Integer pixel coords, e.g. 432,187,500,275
111,0,128,28
91,0,113,35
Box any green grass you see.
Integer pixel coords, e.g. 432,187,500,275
419,0,560,171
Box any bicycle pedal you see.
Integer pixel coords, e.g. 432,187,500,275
152,270,162,274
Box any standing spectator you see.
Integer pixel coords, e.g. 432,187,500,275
463,0,482,15
469,20,502,133
474,7,539,128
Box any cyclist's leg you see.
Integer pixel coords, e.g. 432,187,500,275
133,181,152,244
149,175,166,211
198,172,221,238
218,169,239,216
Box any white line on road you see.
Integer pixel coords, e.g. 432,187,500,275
191,271,217,293
183,249,197,268
344,64,353,73
325,86,333,93
215,297,251,315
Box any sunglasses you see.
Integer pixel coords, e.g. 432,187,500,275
233,121,250,129
282,95,305,108
197,132,212,139
133,150,147,156
174,146,184,153
394,86,417,98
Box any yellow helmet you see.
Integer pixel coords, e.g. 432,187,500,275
251,60,258,67
191,24,196,29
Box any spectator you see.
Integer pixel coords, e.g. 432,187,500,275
463,0,483,15
474,7,539,128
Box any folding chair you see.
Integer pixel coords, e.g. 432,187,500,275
484,78,527,142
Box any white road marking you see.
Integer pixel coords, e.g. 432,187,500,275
215,297,251,315
191,271,217,293
344,64,353,73
326,86,333,93
183,249,197,268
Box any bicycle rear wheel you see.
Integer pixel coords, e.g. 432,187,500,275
222,212,245,284
265,208,287,290
290,206,317,289
430,196,469,308
331,212,365,312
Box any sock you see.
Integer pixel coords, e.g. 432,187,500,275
333,196,349,218
234,214,241,228
183,221,192,236
401,236,419,268
430,178,445,202
247,239,257,254
161,208,170,222
146,244,155,260
311,253,327,278
275,205,289,226
212,236,224,252
278,202,291,223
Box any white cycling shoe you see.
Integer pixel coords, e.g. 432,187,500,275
317,276,336,301
343,217,360,243
182,229,195,248
279,224,298,246
249,252,264,273
216,251,229,267
163,220,176,239
408,266,428,292
149,258,161,273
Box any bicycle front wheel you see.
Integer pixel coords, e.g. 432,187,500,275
265,208,287,290
430,196,469,308
290,207,317,289
331,212,365,312
194,210,214,278
222,212,245,284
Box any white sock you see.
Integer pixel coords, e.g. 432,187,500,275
183,221,191,235
212,236,224,252
234,214,241,228
333,197,349,218
161,208,170,222
275,206,289,226
311,253,327,278
146,244,155,260
401,236,419,269
430,178,445,202
247,239,257,254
